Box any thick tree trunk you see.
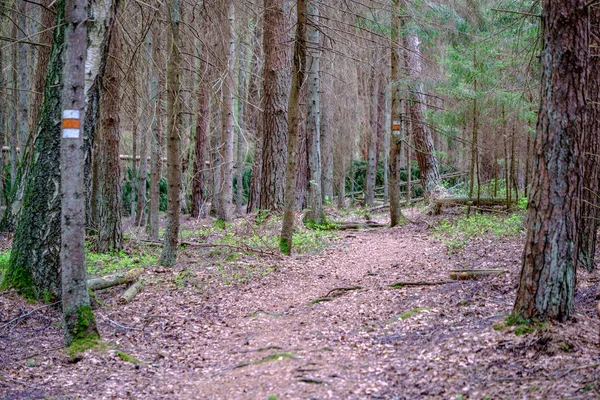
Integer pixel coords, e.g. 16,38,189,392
280,0,306,255
2,0,114,298
405,34,442,199
159,0,183,267
60,0,98,345
259,0,290,212
217,0,235,222
514,0,588,321
94,2,122,252
305,0,324,225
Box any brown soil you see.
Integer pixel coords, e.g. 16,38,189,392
1,210,599,399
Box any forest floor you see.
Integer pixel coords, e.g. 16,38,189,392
1,207,599,399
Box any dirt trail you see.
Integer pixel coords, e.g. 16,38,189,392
1,216,599,399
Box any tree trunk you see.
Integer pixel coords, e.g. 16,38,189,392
135,75,148,225
217,0,235,222
191,79,208,218
29,0,54,134
305,0,324,225
578,5,600,271
17,1,30,154
405,34,442,199
130,72,138,219
159,0,183,267
235,38,248,215
259,0,290,212
513,0,588,321
280,0,306,255
365,67,379,207
148,14,162,239
94,1,122,252
60,0,99,345
389,1,404,227
2,0,114,299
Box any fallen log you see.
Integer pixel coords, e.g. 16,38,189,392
119,280,144,304
432,197,517,215
88,268,144,291
338,221,386,230
449,269,505,280
389,281,452,289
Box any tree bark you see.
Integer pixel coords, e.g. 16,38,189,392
148,14,163,239
578,5,600,271
60,0,98,345
235,38,248,215
259,0,290,212
365,67,379,207
305,0,324,224
217,0,235,222
389,1,405,227
514,0,588,321
94,2,122,252
159,0,183,267
280,0,306,255
191,69,208,218
405,34,442,200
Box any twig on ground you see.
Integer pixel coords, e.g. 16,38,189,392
389,281,452,288
0,301,60,331
98,313,143,331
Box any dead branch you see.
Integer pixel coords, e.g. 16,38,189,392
449,269,506,280
389,281,452,288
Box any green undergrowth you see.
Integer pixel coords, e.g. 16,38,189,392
0,249,10,283
432,212,524,254
493,313,547,336
398,307,430,320
181,215,338,257
116,350,142,365
86,245,158,277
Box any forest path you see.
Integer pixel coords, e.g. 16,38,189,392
1,212,599,399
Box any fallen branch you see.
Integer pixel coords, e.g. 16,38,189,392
449,269,506,280
88,268,144,291
119,280,144,304
389,281,452,289
0,301,60,331
311,286,363,304
337,221,386,230
324,286,363,298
